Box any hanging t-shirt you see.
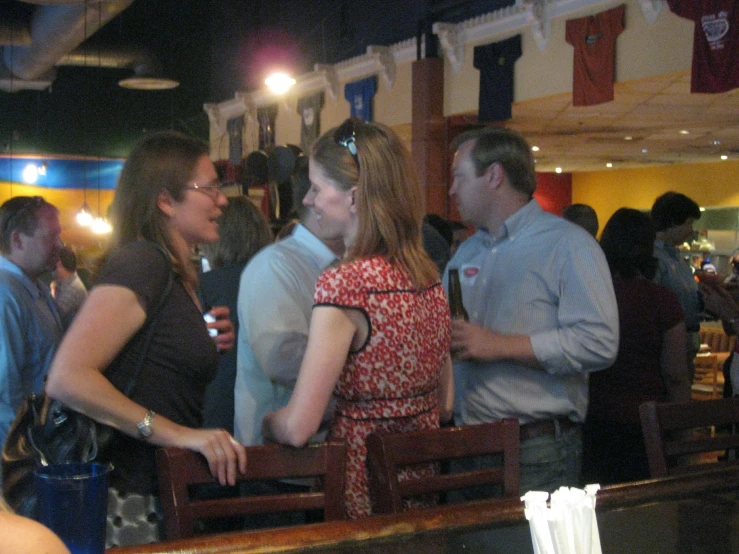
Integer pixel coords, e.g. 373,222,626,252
297,92,324,152
473,35,522,122
258,104,277,151
227,116,243,166
667,0,738,93
344,76,376,122
565,4,625,106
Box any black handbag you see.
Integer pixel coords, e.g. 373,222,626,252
1,245,173,518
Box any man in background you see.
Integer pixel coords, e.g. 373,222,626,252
651,191,703,381
445,128,619,494
234,157,344,526
0,196,63,466
52,245,88,329
563,203,599,238
235,157,344,447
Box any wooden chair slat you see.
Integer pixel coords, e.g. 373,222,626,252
367,419,520,515
640,398,739,478
156,441,347,539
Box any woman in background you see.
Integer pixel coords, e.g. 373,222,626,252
583,208,690,485
199,196,273,432
46,131,246,547
263,118,454,519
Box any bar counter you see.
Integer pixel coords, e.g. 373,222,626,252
109,465,739,553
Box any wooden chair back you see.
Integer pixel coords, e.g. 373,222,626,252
639,398,739,478
156,441,347,539
692,353,721,399
366,420,520,514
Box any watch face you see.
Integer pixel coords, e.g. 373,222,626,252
138,412,154,438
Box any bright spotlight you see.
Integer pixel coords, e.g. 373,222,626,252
265,72,296,94
22,164,39,184
91,217,112,235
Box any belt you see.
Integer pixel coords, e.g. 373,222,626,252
519,417,578,441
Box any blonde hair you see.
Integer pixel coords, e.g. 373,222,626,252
311,119,438,288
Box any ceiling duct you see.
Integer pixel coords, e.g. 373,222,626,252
58,46,179,90
0,0,135,92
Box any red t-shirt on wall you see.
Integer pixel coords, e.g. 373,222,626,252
565,4,625,106
667,0,739,93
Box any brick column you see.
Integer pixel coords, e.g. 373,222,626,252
411,57,448,217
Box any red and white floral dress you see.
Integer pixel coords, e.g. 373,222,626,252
314,256,451,519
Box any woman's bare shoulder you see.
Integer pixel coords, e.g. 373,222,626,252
0,512,70,554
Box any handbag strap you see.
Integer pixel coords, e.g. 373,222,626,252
120,243,174,398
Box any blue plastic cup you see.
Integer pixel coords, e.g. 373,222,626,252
35,462,109,554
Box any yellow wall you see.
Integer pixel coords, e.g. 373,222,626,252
572,160,739,226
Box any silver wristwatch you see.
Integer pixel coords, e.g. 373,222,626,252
137,410,155,439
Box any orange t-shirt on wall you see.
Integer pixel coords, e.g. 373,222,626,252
565,4,625,106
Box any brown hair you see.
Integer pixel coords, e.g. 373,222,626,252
311,119,438,287
108,131,209,286
452,127,536,197
200,196,272,268
0,196,57,254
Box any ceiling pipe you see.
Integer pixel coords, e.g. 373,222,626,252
59,45,166,72
58,46,180,90
1,0,134,90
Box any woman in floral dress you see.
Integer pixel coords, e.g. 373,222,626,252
262,118,453,519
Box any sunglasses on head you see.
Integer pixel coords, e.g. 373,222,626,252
333,118,360,170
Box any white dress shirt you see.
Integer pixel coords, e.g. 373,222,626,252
234,224,337,445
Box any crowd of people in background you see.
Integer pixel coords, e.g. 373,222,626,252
3,123,739,547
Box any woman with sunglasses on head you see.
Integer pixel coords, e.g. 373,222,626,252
45,131,246,547
262,118,454,519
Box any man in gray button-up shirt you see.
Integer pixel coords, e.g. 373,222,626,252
444,128,619,495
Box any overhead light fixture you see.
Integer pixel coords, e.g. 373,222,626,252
265,72,296,94
679,130,690,135
721,155,728,160
76,201,93,226
91,216,112,235
119,72,179,90
531,146,540,152
555,167,562,174
22,163,39,184
606,162,613,168
642,149,648,153
624,136,633,141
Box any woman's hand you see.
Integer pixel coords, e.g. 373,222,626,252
205,306,235,352
180,428,247,486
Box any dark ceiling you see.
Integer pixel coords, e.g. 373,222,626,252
0,0,509,160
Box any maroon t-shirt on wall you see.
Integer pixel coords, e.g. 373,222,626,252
667,0,739,93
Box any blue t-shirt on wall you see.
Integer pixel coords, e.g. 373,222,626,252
344,76,376,122
473,34,521,122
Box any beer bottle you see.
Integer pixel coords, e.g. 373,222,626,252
448,268,469,321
